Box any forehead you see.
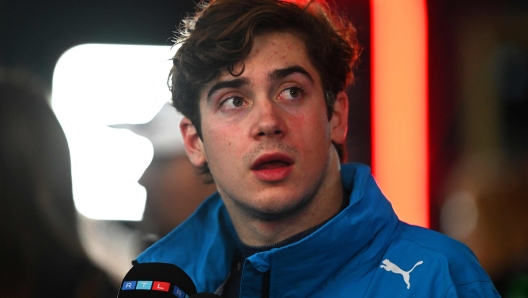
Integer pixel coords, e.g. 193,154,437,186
200,31,320,95
244,31,310,66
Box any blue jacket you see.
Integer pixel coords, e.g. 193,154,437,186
136,163,499,297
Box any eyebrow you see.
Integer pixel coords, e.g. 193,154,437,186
206,78,250,101
205,65,314,101
268,65,314,83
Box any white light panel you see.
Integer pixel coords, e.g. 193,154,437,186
52,44,178,221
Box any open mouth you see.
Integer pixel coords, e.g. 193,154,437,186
251,154,294,182
253,160,291,170
251,154,293,171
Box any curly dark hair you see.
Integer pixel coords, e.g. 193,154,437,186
169,0,361,182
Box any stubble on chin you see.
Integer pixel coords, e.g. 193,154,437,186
232,192,314,222
225,164,327,223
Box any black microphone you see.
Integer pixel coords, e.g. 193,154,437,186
118,262,197,298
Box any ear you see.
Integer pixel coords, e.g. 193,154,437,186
180,117,207,167
330,91,349,144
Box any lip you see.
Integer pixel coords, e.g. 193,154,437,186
251,153,294,182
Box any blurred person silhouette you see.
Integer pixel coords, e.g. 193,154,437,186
139,149,217,240
0,68,118,297
112,103,217,241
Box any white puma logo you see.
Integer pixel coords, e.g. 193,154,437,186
380,259,423,289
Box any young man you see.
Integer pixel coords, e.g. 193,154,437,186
135,0,499,296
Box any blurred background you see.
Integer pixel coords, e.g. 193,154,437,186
1,0,527,296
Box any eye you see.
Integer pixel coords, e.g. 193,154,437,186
219,96,247,111
229,97,244,107
278,87,304,101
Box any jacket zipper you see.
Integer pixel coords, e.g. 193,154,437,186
261,270,270,298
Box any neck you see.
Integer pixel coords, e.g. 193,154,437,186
225,152,344,247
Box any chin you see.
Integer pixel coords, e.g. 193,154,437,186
239,194,314,222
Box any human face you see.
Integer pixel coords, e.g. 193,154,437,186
181,32,348,222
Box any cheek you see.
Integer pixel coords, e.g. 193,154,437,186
203,124,243,157
291,112,306,127
293,112,330,147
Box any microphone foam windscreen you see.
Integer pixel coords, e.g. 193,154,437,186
118,262,197,298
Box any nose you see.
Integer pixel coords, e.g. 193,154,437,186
251,99,286,140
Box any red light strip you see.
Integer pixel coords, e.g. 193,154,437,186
371,0,429,227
